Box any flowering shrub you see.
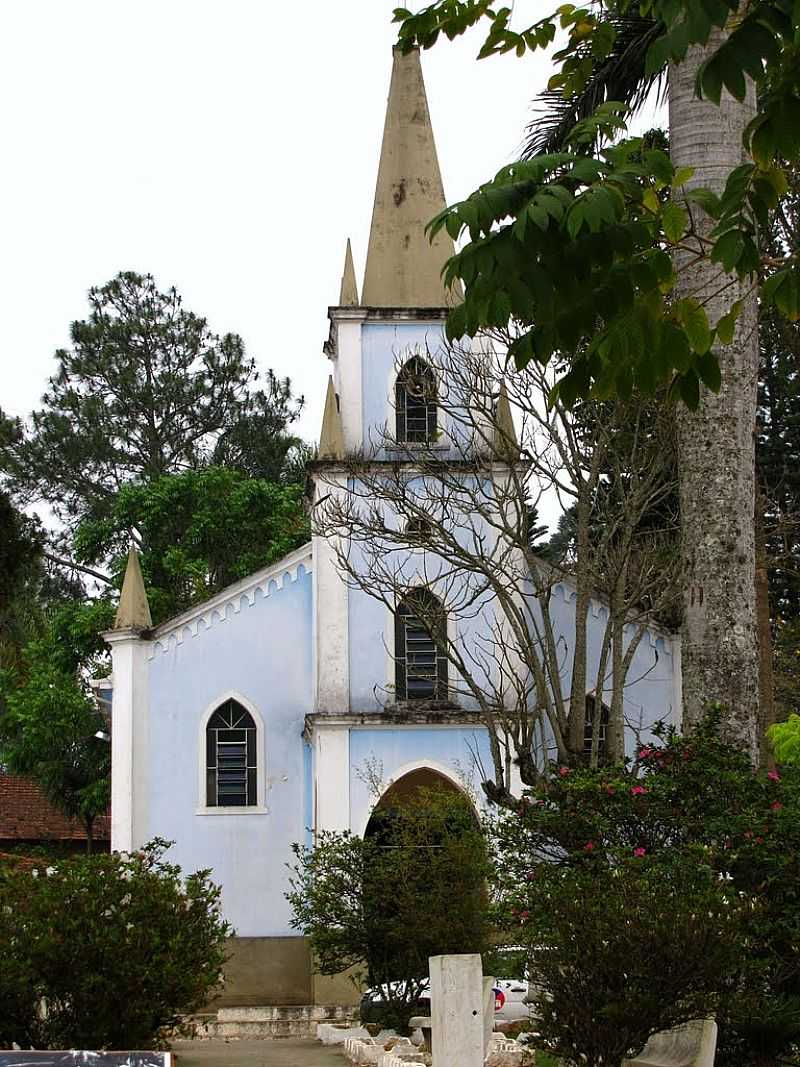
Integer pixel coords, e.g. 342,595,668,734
492,714,800,1067
0,840,231,1049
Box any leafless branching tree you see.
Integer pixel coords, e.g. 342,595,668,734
311,337,679,804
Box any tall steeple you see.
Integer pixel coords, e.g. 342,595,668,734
361,47,460,307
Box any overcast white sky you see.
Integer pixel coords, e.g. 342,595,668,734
0,1,556,441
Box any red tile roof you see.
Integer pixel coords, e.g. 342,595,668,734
0,775,110,842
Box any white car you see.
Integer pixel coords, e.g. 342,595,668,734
360,977,531,1025
492,978,531,1023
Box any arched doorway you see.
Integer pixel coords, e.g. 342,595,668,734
364,766,479,844
359,766,487,1016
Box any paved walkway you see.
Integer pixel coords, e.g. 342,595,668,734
170,1038,346,1067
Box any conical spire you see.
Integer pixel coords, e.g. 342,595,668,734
339,239,360,306
114,547,152,631
319,376,345,459
362,47,460,307
493,381,519,459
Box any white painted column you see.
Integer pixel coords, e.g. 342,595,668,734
312,472,350,715
429,954,485,1067
105,630,150,853
333,318,364,452
313,533,350,712
314,725,351,832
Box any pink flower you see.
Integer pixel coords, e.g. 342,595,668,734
520,910,530,920
631,785,647,796
768,770,781,781
771,801,783,811
638,746,653,759
633,847,646,857
559,766,571,777
756,836,765,845
604,785,616,796
584,841,596,852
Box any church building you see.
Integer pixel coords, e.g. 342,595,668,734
106,48,681,1007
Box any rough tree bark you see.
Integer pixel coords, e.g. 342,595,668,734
670,34,759,762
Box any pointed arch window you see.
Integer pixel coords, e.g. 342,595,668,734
584,694,610,761
396,357,438,444
395,589,448,701
206,699,257,807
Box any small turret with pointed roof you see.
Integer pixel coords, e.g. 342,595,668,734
114,547,152,631
318,376,345,460
339,239,360,306
361,47,461,308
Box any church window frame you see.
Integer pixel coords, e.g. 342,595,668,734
196,692,268,816
394,588,449,703
395,357,438,445
583,693,610,762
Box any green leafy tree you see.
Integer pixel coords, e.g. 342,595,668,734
0,601,114,852
392,0,800,756
74,466,309,623
0,410,44,669
0,840,231,1049
495,714,800,1066
287,785,490,1030
2,271,303,530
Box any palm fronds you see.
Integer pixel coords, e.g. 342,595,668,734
523,10,666,157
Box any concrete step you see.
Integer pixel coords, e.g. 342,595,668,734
198,1004,357,1039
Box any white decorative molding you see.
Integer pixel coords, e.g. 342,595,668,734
147,544,312,660
196,689,269,815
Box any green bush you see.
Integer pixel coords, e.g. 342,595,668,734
287,785,490,1030
492,714,800,1067
0,840,231,1049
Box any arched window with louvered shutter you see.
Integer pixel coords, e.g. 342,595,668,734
395,357,438,444
394,589,448,702
205,698,258,807
584,694,610,762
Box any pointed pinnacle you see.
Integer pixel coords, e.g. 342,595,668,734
319,376,345,460
114,547,152,631
339,239,360,306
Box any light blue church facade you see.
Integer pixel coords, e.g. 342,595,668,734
106,49,681,1007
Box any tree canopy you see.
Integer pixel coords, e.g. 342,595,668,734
1,271,304,529
392,0,799,405
74,466,309,623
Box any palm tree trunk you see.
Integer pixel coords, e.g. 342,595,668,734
755,480,776,766
669,29,759,762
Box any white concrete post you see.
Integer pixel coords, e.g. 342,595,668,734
429,953,484,1067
